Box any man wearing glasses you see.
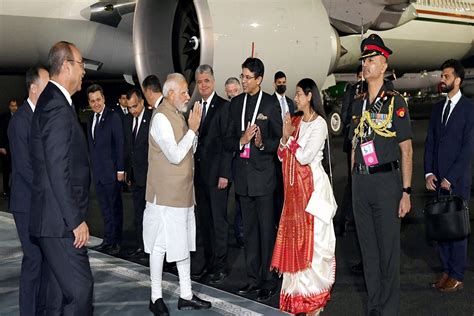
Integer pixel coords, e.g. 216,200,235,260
30,41,93,315
225,57,282,301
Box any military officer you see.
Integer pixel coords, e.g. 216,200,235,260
350,34,413,316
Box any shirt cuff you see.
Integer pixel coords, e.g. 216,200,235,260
117,171,125,174
425,173,433,179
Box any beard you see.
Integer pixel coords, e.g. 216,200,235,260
440,82,454,93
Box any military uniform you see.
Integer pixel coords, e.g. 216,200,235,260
350,34,412,316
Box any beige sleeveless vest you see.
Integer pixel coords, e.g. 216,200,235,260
145,100,194,207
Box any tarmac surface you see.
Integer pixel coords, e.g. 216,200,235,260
1,111,474,315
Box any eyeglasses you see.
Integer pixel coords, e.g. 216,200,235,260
68,59,85,68
239,74,256,81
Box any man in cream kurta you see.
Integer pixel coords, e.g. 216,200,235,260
143,73,211,315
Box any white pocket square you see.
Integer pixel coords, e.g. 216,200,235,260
256,113,267,120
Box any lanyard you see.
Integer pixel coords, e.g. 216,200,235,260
241,90,263,131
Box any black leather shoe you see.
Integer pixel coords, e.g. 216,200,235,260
236,284,259,295
191,267,209,281
163,262,178,274
104,244,121,256
351,261,364,275
127,247,144,257
91,242,110,251
256,288,276,301
149,298,169,316
208,271,228,284
177,294,211,310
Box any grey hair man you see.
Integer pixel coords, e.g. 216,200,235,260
143,73,211,315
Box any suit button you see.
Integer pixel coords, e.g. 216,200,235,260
197,158,201,162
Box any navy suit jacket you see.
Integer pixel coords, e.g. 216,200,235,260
8,100,33,213
87,107,124,185
194,93,232,186
30,82,90,237
124,108,152,187
424,95,474,200
273,93,295,116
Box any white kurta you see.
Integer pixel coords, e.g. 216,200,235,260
143,112,198,262
281,116,337,311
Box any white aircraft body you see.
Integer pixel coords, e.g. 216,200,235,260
0,0,472,99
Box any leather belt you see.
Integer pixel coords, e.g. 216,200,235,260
354,160,399,175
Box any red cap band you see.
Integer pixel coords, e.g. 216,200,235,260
364,44,389,59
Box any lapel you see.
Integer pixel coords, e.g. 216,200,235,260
441,97,462,134
202,94,218,132
136,110,150,143
91,107,108,144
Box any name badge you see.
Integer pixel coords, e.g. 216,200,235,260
361,140,379,167
240,144,250,159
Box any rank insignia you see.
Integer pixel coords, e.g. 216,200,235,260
396,108,406,118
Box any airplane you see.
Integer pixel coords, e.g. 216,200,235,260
0,0,472,105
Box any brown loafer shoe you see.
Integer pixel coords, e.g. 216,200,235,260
439,277,464,293
430,272,449,289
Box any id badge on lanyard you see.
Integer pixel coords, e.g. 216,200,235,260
240,90,263,159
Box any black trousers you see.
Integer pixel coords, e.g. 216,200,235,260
239,193,277,289
95,181,123,245
39,237,93,316
195,183,229,272
274,160,284,227
353,170,402,316
131,183,146,248
1,154,10,194
13,212,61,315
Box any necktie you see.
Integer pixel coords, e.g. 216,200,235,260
200,101,207,130
93,113,100,139
442,100,451,125
124,107,128,115
280,96,286,119
132,117,139,141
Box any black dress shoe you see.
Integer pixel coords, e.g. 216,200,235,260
351,261,364,274
256,288,276,301
127,247,144,257
236,284,259,295
191,267,209,281
163,262,178,274
149,298,169,316
208,271,228,284
104,244,121,256
91,241,111,251
177,294,211,310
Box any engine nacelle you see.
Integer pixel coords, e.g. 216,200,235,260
133,0,340,99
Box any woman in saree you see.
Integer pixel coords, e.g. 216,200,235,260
271,78,337,315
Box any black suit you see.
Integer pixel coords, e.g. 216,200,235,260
194,93,232,273
124,108,152,248
225,90,282,289
0,111,12,194
87,107,124,246
272,93,295,225
8,100,61,314
30,82,93,315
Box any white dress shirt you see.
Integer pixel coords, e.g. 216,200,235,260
50,80,72,106
27,98,35,112
276,92,288,119
132,108,145,134
441,90,462,124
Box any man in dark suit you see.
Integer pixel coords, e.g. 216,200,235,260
30,41,93,315
0,98,18,196
114,92,129,119
124,88,152,256
272,71,295,227
225,57,282,301
8,65,60,315
192,65,232,284
142,75,164,109
424,59,474,293
86,84,124,256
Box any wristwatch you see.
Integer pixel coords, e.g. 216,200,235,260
402,187,412,195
